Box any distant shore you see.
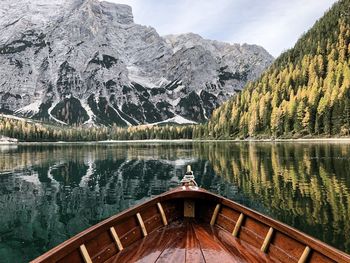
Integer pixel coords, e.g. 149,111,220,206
1,137,350,145
99,138,350,143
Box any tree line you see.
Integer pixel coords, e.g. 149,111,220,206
206,0,350,139
0,116,199,141
1,1,350,141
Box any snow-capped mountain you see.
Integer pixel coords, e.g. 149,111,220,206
0,0,274,126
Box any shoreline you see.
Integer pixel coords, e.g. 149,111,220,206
1,138,350,145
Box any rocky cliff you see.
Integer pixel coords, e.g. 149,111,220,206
0,0,273,126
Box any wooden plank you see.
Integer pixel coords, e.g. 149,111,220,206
210,204,221,226
91,243,118,263
308,250,334,263
79,244,92,263
209,224,278,263
216,213,236,232
143,213,164,234
192,223,246,262
138,205,159,221
186,221,205,263
118,226,143,248
106,221,187,263
232,213,244,237
220,206,241,222
261,227,274,253
298,246,311,263
244,217,270,241
184,200,195,218
155,223,187,262
83,230,114,260
136,213,148,237
239,226,265,249
157,202,168,226
110,227,123,251
268,244,299,262
57,249,83,263
113,216,139,238
269,231,305,261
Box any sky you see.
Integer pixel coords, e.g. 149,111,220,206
105,0,338,57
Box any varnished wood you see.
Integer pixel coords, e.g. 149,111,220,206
31,187,350,263
109,227,123,251
185,220,206,262
201,222,277,263
298,246,311,263
156,223,187,262
107,222,186,263
184,200,195,218
192,222,247,262
79,244,92,263
91,243,117,263
232,213,244,237
136,213,148,237
210,203,221,226
157,202,168,226
261,227,274,253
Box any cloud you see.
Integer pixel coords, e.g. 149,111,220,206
103,0,338,56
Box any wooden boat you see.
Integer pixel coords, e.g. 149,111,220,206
32,166,350,263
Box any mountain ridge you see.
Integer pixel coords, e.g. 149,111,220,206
0,0,273,126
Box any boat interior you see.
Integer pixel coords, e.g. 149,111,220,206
31,186,350,263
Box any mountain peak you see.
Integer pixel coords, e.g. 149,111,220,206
0,0,273,126
99,1,134,24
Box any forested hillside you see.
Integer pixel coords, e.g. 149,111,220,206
2,1,349,142
0,116,194,141
207,0,350,138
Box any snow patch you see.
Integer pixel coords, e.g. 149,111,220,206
18,174,41,186
0,135,18,144
127,66,170,88
79,159,94,188
81,99,96,126
156,77,170,87
127,66,156,88
173,159,195,167
169,97,180,107
148,115,197,126
15,101,41,117
47,101,67,125
109,104,133,126
173,85,185,93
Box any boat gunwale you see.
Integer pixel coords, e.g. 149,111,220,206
31,186,350,263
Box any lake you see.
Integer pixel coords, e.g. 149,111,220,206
0,142,349,262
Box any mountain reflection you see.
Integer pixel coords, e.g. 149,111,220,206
0,142,349,262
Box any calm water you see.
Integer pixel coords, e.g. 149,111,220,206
0,142,350,262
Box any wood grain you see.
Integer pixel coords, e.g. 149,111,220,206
31,187,350,263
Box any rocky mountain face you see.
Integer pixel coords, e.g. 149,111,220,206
0,0,274,126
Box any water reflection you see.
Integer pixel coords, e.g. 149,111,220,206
0,142,349,262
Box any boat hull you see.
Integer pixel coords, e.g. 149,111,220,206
31,186,350,263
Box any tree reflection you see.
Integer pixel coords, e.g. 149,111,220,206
193,142,350,252
0,142,349,261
